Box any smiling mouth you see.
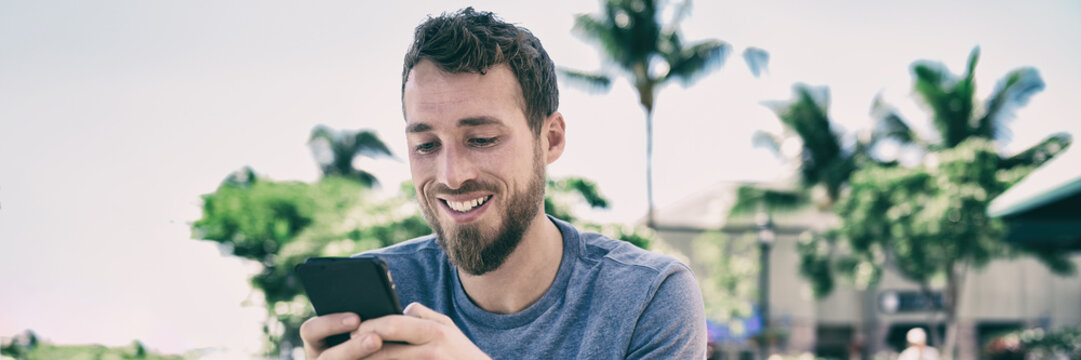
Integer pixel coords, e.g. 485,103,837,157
441,195,493,213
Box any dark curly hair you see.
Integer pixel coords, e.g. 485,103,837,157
402,7,559,136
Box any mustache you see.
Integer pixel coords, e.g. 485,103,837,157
427,180,498,196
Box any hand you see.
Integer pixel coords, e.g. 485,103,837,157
352,302,491,359
299,312,371,359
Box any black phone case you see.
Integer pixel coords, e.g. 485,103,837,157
295,256,404,347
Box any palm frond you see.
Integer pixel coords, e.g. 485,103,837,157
308,124,335,143
572,14,625,66
870,95,921,147
781,84,843,188
965,46,980,79
751,130,782,156
557,68,613,93
977,67,1045,142
911,51,977,147
353,130,394,159
663,38,730,86
1001,132,1071,169
742,47,770,78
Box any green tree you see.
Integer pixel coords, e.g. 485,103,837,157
192,171,430,358
809,48,1074,358
563,0,760,227
193,126,426,358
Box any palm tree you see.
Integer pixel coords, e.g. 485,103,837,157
869,46,1069,358
747,84,873,208
562,0,765,227
307,125,394,187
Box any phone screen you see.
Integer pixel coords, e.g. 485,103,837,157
295,256,403,347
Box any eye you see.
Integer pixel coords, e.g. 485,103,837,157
415,141,440,154
468,137,499,148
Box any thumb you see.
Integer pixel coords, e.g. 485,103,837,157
403,302,454,326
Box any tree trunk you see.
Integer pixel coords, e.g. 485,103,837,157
634,70,656,229
645,106,655,228
942,264,964,360
918,282,943,350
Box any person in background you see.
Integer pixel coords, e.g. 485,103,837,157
898,328,940,360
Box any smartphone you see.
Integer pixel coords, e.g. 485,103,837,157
295,256,404,347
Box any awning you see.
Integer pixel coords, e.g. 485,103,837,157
988,141,1081,251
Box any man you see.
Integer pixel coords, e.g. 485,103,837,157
300,8,705,359
897,328,939,360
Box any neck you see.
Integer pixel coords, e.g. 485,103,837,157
458,213,563,314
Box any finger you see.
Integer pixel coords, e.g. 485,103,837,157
300,313,360,352
354,314,440,345
404,302,454,326
317,333,382,360
359,341,431,360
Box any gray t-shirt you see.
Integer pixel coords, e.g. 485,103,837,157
362,215,706,359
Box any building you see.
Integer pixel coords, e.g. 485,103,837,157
651,181,1081,359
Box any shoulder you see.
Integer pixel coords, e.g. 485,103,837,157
355,234,444,275
576,228,693,286
360,234,441,258
354,234,448,305
556,219,705,358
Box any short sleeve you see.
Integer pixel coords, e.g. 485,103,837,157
626,264,707,359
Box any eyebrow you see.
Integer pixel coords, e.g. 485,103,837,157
406,116,504,133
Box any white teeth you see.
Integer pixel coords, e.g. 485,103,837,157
446,196,488,213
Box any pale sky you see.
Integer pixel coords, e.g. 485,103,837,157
2,0,1079,356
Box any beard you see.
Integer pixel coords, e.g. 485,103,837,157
418,145,546,276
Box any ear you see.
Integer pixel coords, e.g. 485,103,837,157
542,112,566,165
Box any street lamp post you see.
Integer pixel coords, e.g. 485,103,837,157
756,211,775,359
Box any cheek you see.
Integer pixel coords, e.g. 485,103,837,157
408,158,432,195
408,156,431,178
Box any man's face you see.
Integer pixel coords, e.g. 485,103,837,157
403,60,547,275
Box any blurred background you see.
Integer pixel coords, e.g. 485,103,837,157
2,0,1079,359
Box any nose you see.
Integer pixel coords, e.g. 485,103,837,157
436,143,477,190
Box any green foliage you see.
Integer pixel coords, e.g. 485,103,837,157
800,139,1075,298
547,176,654,249
790,50,1071,357
749,49,1075,301
690,231,758,331
836,140,1004,284
579,222,654,250
728,185,807,217
545,177,609,223
192,172,430,356
1,332,180,360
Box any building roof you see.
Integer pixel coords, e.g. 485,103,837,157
650,181,837,232
989,141,1081,250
